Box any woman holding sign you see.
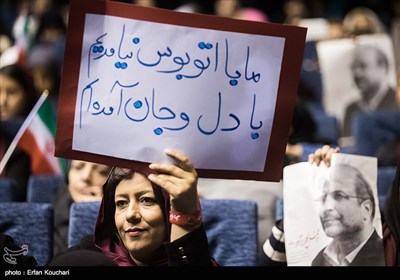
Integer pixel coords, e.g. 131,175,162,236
49,149,217,266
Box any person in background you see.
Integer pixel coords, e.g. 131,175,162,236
49,149,218,266
0,64,37,122
52,160,111,257
283,79,317,165
0,64,38,201
214,0,241,18
342,7,386,37
323,18,345,41
26,10,66,112
283,0,308,26
132,0,157,8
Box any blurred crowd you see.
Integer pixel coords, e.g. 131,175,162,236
1,0,398,164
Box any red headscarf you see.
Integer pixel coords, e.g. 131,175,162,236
93,167,171,266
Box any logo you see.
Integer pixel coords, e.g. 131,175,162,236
3,245,29,265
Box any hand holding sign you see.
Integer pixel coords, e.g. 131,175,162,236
55,0,306,181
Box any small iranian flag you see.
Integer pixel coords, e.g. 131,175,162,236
0,90,63,175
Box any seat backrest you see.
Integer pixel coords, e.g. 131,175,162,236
305,102,338,145
201,199,258,266
26,175,66,203
68,199,258,266
0,177,16,202
275,197,284,221
68,201,100,248
377,166,397,211
0,202,54,266
300,41,323,104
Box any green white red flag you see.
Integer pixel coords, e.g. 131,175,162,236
0,90,63,175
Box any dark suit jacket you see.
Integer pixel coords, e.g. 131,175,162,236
343,87,397,137
312,230,385,266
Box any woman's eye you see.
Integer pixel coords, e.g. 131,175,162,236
6,89,17,95
98,169,110,176
71,163,84,170
140,197,157,206
115,200,128,208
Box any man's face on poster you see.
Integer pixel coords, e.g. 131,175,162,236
318,169,369,240
351,46,387,94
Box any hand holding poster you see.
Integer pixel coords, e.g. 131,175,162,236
283,153,385,266
55,0,306,181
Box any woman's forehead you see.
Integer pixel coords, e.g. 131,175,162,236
115,173,153,194
71,159,108,168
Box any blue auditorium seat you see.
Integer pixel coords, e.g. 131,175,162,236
68,199,259,266
275,197,284,221
26,175,66,203
305,102,339,145
0,202,54,266
377,166,397,212
0,177,16,202
67,201,99,248
300,41,323,104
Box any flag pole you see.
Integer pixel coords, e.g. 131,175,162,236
0,90,49,174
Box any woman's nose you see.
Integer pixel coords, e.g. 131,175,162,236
0,92,7,106
126,202,141,223
81,166,94,182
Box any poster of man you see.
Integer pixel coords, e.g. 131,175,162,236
283,153,385,266
316,33,397,144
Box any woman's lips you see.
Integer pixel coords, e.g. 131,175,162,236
126,228,145,237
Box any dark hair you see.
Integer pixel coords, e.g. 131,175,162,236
0,64,38,116
35,11,66,43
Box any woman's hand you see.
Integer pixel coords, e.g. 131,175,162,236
308,145,340,167
148,149,199,215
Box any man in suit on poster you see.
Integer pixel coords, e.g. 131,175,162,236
312,164,385,266
343,45,397,137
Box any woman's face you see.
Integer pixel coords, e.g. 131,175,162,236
68,160,110,202
114,172,166,264
0,74,27,120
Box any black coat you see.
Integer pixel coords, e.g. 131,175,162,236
312,230,385,266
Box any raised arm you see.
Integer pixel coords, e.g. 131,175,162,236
148,149,200,241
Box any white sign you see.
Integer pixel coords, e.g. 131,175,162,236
72,14,285,171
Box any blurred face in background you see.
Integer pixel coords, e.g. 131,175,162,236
134,0,155,8
214,0,240,18
68,160,111,202
351,46,388,98
0,74,27,120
